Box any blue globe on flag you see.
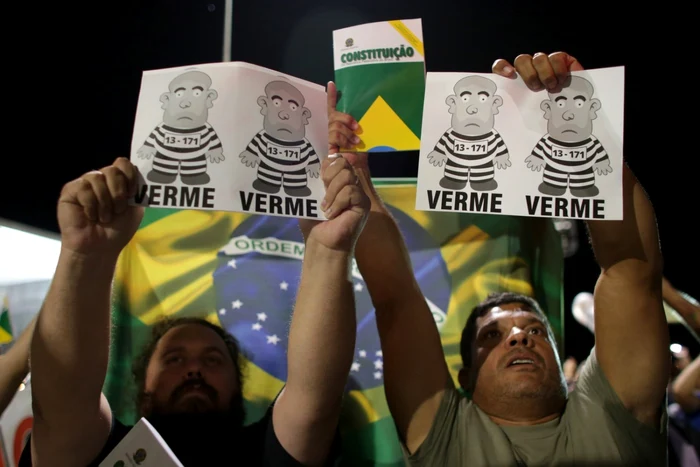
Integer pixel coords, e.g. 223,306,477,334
212,204,451,391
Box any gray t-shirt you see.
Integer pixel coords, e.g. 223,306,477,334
407,349,667,466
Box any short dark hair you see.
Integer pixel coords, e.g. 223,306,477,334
132,316,246,411
459,292,552,367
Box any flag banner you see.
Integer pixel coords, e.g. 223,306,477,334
333,19,425,153
104,180,563,466
0,296,13,345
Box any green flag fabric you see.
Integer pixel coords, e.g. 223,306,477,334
104,179,563,466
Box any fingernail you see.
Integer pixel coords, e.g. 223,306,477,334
503,65,514,75
352,135,361,144
352,121,359,130
321,199,327,209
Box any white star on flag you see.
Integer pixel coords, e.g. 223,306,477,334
232,300,243,309
257,312,267,322
252,323,262,331
358,350,367,358
351,362,361,372
374,359,383,370
375,350,383,357
354,283,364,292
266,334,280,345
219,308,226,316
279,281,289,291
227,259,237,269
374,371,382,380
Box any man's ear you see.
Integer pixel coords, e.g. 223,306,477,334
458,367,472,392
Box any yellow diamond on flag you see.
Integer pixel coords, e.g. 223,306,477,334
346,96,421,152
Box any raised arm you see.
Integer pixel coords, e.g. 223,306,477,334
327,82,452,455
671,355,700,413
272,155,369,465
0,315,35,415
496,52,668,427
662,276,700,335
30,158,143,466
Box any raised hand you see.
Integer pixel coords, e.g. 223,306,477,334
299,155,369,252
327,81,361,154
57,157,144,258
492,52,584,91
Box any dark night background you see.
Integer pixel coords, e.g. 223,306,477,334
5,0,697,363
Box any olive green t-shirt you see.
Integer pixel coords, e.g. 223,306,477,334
407,349,667,466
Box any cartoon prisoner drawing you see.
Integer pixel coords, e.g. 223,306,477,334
525,75,612,197
426,75,511,191
239,80,320,197
136,70,225,185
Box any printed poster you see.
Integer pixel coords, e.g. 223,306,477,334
333,18,426,153
129,62,329,221
415,67,625,220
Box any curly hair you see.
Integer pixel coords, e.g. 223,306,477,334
132,316,246,414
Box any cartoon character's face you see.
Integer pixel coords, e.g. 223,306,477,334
160,71,218,129
541,76,600,142
446,76,503,136
258,81,311,141
143,323,240,416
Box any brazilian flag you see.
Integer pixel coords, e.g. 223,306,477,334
104,180,563,467
0,296,13,344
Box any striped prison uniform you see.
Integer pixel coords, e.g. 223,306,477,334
143,123,221,177
529,134,609,190
431,129,508,183
244,131,319,189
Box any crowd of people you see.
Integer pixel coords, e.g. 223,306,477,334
0,51,697,466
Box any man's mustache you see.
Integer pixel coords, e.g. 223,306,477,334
170,378,218,403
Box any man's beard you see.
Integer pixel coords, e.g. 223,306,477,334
139,378,247,437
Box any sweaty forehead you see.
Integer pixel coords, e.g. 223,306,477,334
155,323,228,356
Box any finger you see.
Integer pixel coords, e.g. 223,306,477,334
101,165,131,214
327,81,338,113
492,58,516,78
60,178,99,222
81,171,113,223
325,185,363,219
513,54,541,91
532,52,558,90
548,52,571,84
112,157,139,197
321,158,354,208
329,121,360,146
329,111,358,131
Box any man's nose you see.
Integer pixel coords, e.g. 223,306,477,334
466,105,479,115
180,100,191,109
563,110,575,121
279,110,290,120
507,327,530,347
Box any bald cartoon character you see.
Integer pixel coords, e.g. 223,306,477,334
525,75,612,197
136,70,224,186
239,80,320,197
427,75,511,191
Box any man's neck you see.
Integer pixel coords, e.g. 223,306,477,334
473,395,566,426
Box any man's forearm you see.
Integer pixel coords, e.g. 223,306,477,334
586,164,662,277
31,248,116,421
285,240,355,413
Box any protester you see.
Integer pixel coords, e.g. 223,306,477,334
21,155,369,466
329,51,669,465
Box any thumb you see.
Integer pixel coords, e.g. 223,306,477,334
567,55,584,72
327,81,338,113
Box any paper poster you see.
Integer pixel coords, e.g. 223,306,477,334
415,67,624,220
99,418,183,467
129,62,329,220
333,19,425,153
